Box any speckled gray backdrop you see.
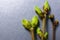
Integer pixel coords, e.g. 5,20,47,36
0,0,60,40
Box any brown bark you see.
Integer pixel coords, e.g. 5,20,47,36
52,25,56,40
30,28,35,40
41,14,46,40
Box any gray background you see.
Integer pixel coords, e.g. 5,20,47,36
0,0,60,40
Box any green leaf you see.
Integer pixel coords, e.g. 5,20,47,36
34,6,42,16
31,16,39,27
43,0,50,11
37,27,43,37
44,32,48,39
22,19,31,30
37,28,48,39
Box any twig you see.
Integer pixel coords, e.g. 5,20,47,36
52,25,55,40
30,28,35,40
41,12,46,40
52,20,59,40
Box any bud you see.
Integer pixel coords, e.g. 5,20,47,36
34,6,42,17
43,0,50,12
49,14,54,19
37,27,43,37
31,16,39,27
53,20,59,26
22,19,31,30
44,32,48,39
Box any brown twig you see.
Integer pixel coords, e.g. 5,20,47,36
30,28,35,40
41,12,46,40
52,20,59,40
52,25,56,40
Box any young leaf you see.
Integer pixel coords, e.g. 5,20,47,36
37,27,44,37
34,6,42,17
44,32,48,39
31,16,39,27
43,0,50,12
22,19,31,30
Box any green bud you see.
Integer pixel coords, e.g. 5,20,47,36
44,32,48,39
31,16,39,27
37,27,43,37
34,6,42,17
48,14,54,19
22,19,31,30
43,0,50,12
